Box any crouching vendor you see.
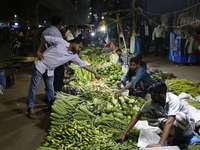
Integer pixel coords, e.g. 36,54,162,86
115,56,152,97
115,79,196,148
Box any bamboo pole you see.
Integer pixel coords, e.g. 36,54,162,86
116,13,127,51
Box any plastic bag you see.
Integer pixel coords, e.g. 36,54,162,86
122,65,128,74
137,129,161,148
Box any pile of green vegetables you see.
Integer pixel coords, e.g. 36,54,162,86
36,45,200,150
37,91,144,150
165,79,200,97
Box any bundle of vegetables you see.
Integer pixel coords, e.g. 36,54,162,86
37,88,148,149
84,80,113,93
69,63,96,81
94,116,140,145
51,91,146,126
61,86,82,95
50,93,83,126
151,72,177,81
165,79,200,97
105,71,123,84
36,120,140,150
183,145,200,150
96,63,122,75
77,91,146,120
186,99,200,110
79,47,108,65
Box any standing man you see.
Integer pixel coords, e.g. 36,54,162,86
152,22,165,57
140,19,152,57
126,24,132,49
115,79,195,148
38,16,66,93
65,25,75,41
27,36,100,119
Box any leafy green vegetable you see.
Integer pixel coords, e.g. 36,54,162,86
183,145,200,150
186,99,200,110
165,80,200,97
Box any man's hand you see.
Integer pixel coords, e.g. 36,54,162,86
146,143,163,148
115,89,124,95
115,134,126,144
95,73,101,80
116,81,122,87
37,51,44,60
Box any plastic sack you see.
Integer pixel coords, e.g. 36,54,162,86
178,92,194,100
137,129,161,148
135,120,162,134
109,53,118,63
178,92,200,123
135,121,162,148
122,65,128,74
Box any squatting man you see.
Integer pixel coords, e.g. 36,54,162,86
115,79,196,148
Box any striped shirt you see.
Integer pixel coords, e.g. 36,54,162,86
116,51,131,66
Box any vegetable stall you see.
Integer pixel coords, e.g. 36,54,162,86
36,45,200,150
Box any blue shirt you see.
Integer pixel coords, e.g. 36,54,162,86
35,36,86,76
41,26,62,49
122,66,152,89
140,61,147,70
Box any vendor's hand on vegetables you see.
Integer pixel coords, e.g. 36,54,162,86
146,143,163,148
115,134,126,144
116,81,122,87
95,73,101,79
115,89,124,95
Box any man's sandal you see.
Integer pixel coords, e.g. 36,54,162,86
27,109,36,119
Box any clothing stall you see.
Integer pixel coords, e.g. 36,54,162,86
169,32,197,63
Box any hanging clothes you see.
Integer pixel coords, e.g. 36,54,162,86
130,35,135,54
134,36,140,54
130,34,140,54
184,35,194,55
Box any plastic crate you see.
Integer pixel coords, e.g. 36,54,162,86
169,50,196,63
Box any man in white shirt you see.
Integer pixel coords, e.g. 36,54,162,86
27,36,100,119
65,25,75,41
115,79,195,148
152,22,165,57
40,16,65,93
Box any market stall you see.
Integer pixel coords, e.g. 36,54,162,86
35,45,200,150
169,32,197,64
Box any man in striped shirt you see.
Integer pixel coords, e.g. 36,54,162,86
115,49,131,66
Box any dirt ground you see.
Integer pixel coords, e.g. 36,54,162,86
0,42,200,150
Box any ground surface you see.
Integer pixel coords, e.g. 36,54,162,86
0,42,200,150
